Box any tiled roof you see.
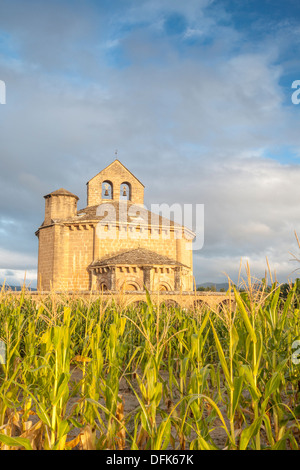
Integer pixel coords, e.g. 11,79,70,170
73,201,181,228
37,201,195,239
90,248,187,268
44,188,79,200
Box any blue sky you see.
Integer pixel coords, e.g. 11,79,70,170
1,0,300,287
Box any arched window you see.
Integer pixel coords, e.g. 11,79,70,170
102,181,113,199
120,182,131,201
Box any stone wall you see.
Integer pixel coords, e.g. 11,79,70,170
10,290,234,311
37,222,194,291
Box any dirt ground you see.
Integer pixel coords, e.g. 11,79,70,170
61,366,229,449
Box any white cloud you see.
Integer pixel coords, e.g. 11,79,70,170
0,0,300,286
0,269,37,288
0,248,37,270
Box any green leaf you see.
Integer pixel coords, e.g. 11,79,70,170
239,415,263,450
271,433,290,450
270,287,280,329
232,376,244,416
0,433,33,450
52,373,70,406
155,419,171,450
262,414,274,447
36,402,52,429
234,288,257,344
230,323,239,359
210,320,233,390
239,365,261,401
253,331,263,376
194,435,219,450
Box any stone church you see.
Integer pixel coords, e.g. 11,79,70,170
36,160,195,292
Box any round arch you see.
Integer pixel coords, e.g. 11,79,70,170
129,300,148,310
217,299,235,312
102,180,113,199
121,280,142,291
120,181,131,201
193,299,210,310
157,281,172,292
99,282,109,292
96,274,110,291
160,299,180,309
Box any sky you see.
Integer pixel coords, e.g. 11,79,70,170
1,0,300,288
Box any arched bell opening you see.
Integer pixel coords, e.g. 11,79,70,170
102,180,113,199
120,182,131,201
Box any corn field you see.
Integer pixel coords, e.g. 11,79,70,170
0,277,300,450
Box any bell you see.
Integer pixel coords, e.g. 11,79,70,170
122,186,127,197
104,184,109,197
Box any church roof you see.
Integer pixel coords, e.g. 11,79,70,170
36,200,195,239
42,200,196,239
44,188,79,200
90,248,188,268
72,201,189,231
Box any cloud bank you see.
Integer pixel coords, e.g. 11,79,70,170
1,0,300,286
